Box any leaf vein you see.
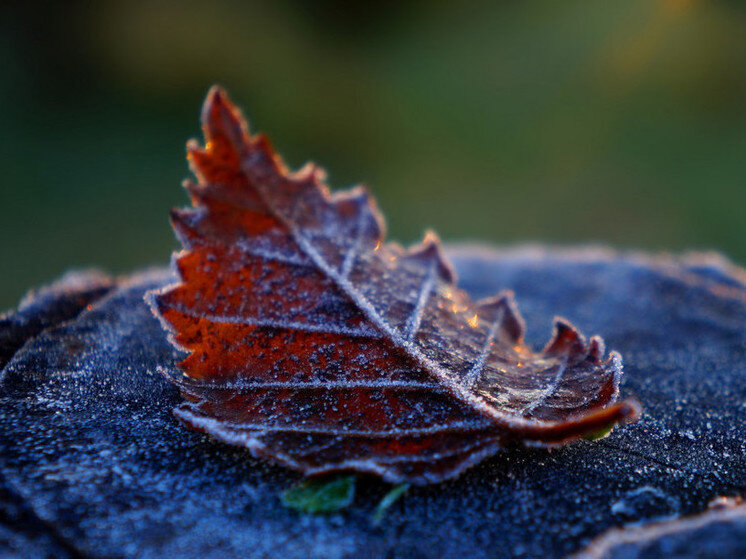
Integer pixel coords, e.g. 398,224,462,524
462,307,504,388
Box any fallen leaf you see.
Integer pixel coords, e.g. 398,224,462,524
147,87,639,485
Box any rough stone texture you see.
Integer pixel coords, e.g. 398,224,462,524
0,269,114,369
0,246,744,558
573,498,746,559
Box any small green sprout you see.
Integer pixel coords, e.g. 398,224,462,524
281,475,356,514
372,483,410,526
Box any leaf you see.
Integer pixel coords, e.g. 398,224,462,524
372,483,410,526
281,475,356,514
147,86,640,485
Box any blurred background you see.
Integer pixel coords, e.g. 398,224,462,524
1,0,744,310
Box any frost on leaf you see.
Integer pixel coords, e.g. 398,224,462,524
147,86,640,485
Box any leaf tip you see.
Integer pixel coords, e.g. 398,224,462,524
543,317,586,357
406,230,457,283
617,398,642,423
588,335,606,361
204,84,231,113
476,290,525,342
200,84,248,150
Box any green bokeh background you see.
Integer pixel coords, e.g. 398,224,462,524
1,1,744,310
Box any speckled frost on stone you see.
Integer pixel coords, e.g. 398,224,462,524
146,86,639,484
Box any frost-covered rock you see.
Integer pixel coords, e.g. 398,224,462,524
1,246,745,558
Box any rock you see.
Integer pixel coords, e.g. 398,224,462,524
0,270,114,369
0,246,744,558
574,497,746,559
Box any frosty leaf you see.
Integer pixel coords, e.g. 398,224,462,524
147,86,640,485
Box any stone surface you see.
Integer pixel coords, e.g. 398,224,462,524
0,269,114,369
574,497,746,559
0,246,744,558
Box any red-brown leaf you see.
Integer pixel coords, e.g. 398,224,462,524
147,87,639,485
